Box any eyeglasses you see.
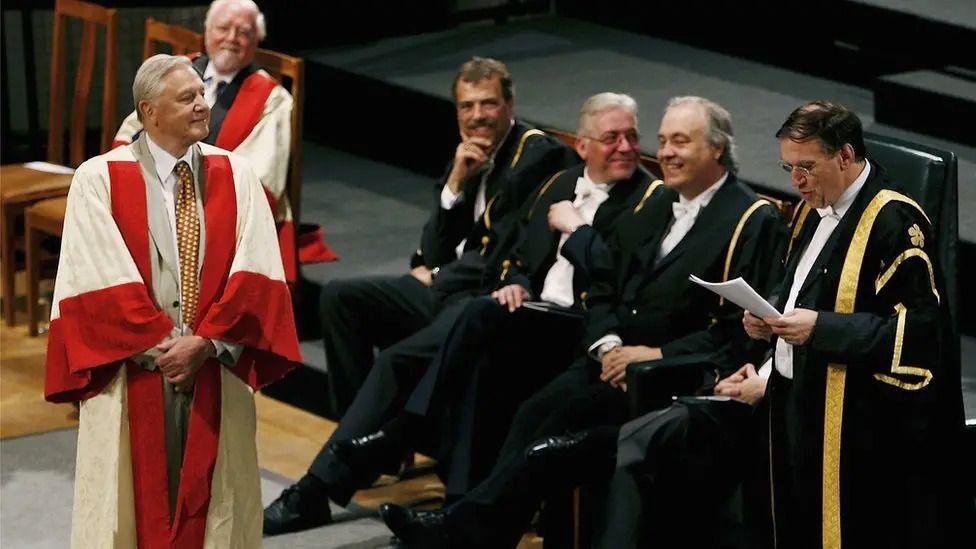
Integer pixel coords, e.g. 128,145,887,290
778,160,816,176
583,130,641,147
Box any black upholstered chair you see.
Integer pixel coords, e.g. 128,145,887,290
626,132,960,419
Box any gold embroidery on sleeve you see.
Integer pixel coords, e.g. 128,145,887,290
719,200,772,306
874,248,940,303
526,170,566,219
822,189,929,549
633,180,664,213
510,129,547,168
786,203,811,260
908,223,924,247
872,303,933,390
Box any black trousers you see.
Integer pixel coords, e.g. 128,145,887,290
310,295,472,505
449,364,631,548
405,296,584,497
597,397,760,549
320,274,436,417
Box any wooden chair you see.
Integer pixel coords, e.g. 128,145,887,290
254,47,306,238
142,17,204,59
0,0,117,326
24,197,67,336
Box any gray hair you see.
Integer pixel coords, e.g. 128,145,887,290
205,0,266,41
577,92,638,135
133,54,195,122
666,96,738,173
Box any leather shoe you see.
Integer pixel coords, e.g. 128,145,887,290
379,503,449,548
263,482,332,536
330,430,404,477
525,432,591,475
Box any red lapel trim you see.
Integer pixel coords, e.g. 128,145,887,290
214,72,276,151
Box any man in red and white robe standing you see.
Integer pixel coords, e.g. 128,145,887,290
112,0,333,286
45,53,301,548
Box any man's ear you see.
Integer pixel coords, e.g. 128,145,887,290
574,137,588,161
138,100,154,125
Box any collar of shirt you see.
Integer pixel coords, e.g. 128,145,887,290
577,167,615,199
672,171,727,218
815,161,870,219
145,133,195,185
202,62,238,86
680,171,727,209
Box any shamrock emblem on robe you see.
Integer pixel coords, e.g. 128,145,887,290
908,223,924,248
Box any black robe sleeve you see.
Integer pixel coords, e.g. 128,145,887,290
809,202,941,381
660,203,787,375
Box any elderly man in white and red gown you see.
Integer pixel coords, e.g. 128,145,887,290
112,0,336,287
44,53,301,548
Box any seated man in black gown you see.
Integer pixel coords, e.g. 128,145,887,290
263,92,649,535
318,57,575,418
379,96,788,548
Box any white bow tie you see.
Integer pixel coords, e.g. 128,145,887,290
815,205,841,220
672,201,700,221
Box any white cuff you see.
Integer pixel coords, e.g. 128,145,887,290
588,334,623,360
211,339,243,366
758,357,773,380
440,184,463,210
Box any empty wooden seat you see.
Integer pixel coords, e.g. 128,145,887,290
0,0,117,326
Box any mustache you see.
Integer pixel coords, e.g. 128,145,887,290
465,120,493,130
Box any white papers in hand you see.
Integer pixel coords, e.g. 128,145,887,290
689,275,781,318
23,161,75,175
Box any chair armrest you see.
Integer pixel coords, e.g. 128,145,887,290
625,353,714,417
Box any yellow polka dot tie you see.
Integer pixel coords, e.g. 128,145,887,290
174,161,200,327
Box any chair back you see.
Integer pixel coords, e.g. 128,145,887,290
142,17,204,59
863,132,959,366
47,0,118,167
254,47,305,228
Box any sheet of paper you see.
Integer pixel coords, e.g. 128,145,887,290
520,301,585,319
689,275,781,318
23,161,75,175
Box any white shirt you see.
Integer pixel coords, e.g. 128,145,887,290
656,172,727,262
589,172,728,360
759,161,871,380
440,120,514,258
539,169,614,307
145,134,241,363
202,62,238,107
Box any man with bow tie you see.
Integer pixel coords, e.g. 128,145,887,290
736,101,967,549
112,0,310,284
380,96,787,548
262,60,576,536
45,54,301,548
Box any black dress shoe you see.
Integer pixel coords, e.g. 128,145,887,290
379,503,450,548
330,430,404,477
525,432,591,475
263,481,332,536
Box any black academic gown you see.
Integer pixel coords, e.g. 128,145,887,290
766,161,967,549
403,166,655,496
447,174,787,549
322,122,575,416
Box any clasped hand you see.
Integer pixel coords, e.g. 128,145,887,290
154,334,214,392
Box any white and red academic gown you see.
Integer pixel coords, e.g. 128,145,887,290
44,141,302,548
113,53,338,285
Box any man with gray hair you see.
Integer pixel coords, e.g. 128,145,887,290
113,0,313,285
380,96,787,548
263,91,629,536
45,53,300,548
